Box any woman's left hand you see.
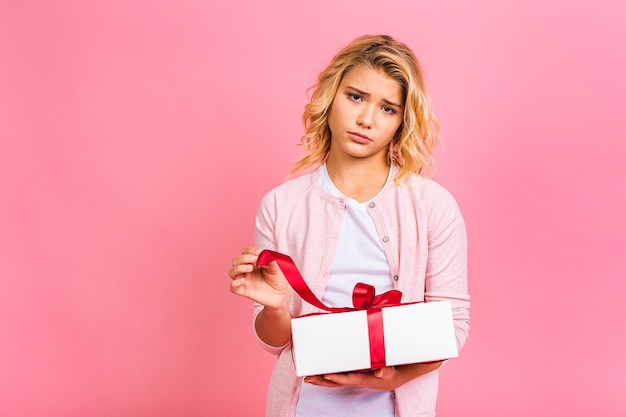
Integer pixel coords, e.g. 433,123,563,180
303,361,443,391
303,367,401,391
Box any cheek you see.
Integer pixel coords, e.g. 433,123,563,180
395,121,403,135
327,111,337,134
385,119,403,138
327,105,344,133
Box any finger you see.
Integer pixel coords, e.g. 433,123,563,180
304,375,342,388
322,373,362,386
231,253,259,268
241,247,261,256
230,277,245,288
228,263,254,279
230,277,246,295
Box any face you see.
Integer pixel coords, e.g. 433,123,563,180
327,66,404,165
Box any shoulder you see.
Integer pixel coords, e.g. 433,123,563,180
256,170,324,217
259,171,316,204
388,174,465,237
396,174,460,210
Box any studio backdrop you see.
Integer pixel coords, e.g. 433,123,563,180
1,1,625,416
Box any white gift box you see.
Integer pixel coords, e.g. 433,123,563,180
291,301,458,377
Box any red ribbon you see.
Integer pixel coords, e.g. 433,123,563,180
257,250,403,370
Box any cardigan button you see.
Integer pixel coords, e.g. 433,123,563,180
393,275,399,281
382,236,389,243
368,202,375,208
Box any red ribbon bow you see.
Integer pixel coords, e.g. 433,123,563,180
257,250,403,370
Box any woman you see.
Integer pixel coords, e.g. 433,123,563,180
228,34,470,417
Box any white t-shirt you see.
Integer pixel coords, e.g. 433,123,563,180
294,164,395,417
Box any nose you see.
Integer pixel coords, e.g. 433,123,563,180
357,105,375,129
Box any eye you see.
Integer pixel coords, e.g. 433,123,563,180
348,93,363,102
381,105,396,114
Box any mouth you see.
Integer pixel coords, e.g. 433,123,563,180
348,132,372,144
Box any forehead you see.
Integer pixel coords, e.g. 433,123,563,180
339,66,403,101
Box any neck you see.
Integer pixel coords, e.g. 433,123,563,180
325,154,391,202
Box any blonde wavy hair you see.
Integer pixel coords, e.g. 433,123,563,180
291,34,440,182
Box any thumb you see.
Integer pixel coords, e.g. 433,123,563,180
256,250,288,274
268,259,283,273
374,367,395,379
260,259,283,276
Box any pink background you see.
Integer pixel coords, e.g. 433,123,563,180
2,1,625,416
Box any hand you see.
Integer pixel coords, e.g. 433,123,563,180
228,247,291,310
303,361,443,391
303,367,401,391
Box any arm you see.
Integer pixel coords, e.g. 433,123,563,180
254,306,291,347
424,186,470,351
229,191,296,350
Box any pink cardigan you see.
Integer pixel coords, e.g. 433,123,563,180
253,167,470,417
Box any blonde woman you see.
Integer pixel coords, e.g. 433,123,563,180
228,34,470,417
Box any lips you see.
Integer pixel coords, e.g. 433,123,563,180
348,132,372,144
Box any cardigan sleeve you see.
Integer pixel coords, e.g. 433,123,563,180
251,191,291,355
423,185,471,352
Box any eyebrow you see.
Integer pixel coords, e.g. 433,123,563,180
345,86,403,109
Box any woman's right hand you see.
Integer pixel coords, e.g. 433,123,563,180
228,247,291,310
